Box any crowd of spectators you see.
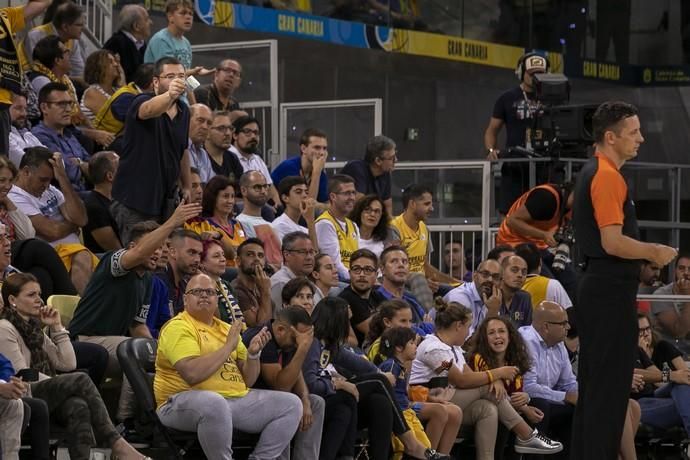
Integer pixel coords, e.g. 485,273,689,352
0,0,689,459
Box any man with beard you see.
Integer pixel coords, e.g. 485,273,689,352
443,258,503,338
231,238,272,327
69,202,201,422
315,174,359,281
499,255,532,328
236,170,275,238
205,110,245,182
111,56,192,245
8,92,45,167
390,184,462,310
155,228,203,315
231,116,280,208
338,248,386,347
638,260,662,294
194,59,243,112
270,231,316,310
651,254,690,357
443,241,467,282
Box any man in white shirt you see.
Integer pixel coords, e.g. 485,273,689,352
237,170,273,238
272,176,317,247
9,147,96,295
231,115,280,208
8,93,45,167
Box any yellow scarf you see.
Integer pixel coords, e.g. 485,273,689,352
31,61,80,118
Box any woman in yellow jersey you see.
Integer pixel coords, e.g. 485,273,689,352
185,175,245,267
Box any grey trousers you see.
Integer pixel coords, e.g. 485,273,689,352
278,394,325,460
157,389,303,460
0,397,24,460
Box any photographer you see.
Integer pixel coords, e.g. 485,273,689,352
484,53,550,214
496,182,577,300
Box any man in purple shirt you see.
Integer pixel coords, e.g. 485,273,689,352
519,301,578,458
32,82,89,191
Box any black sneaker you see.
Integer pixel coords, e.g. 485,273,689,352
424,448,451,460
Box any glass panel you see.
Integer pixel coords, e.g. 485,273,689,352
622,167,673,222
192,46,272,102
283,105,377,161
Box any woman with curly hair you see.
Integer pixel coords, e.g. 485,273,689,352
80,49,124,123
349,194,391,258
467,316,544,425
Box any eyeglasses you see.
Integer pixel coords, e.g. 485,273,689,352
287,249,317,256
350,265,377,275
547,320,570,327
239,128,260,136
158,73,186,80
381,154,398,162
363,207,383,215
211,125,233,133
476,270,501,282
46,100,75,109
639,326,652,336
250,184,270,192
218,67,241,77
185,288,217,297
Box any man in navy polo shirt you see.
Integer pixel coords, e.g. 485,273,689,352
341,135,396,216
111,56,192,244
271,128,329,210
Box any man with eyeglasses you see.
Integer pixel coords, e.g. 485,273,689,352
271,128,330,210
315,174,360,282
25,2,88,79
341,134,397,216
194,59,243,112
205,110,245,182
270,231,317,310
272,176,317,245
231,115,280,209
519,300,578,458
111,56,193,245
31,82,89,191
236,170,276,238
443,258,503,337
338,248,386,347
8,92,46,167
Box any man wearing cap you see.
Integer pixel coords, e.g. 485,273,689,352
483,53,550,214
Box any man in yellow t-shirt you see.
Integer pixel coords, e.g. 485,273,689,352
155,273,302,459
390,184,462,310
0,0,52,156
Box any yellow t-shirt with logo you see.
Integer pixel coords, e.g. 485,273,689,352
390,214,429,275
154,311,248,408
315,210,358,269
522,275,550,308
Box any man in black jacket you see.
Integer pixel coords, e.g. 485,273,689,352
103,4,152,82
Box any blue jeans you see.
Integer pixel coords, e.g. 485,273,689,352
638,383,690,436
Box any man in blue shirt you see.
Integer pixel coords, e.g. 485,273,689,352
519,301,578,457
499,255,533,328
32,82,89,191
271,128,329,209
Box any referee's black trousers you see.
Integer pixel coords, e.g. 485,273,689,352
571,260,638,460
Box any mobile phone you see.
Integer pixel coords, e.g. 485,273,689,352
15,368,39,382
186,75,200,91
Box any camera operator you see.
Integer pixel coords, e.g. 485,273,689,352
484,53,550,214
496,181,577,300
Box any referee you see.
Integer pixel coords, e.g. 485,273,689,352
571,101,677,459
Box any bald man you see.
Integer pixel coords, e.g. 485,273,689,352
188,103,214,184
519,301,578,457
499,255,532,328
443,258,502,336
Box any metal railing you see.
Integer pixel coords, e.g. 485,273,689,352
75,0,112,48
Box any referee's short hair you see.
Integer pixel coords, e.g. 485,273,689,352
592,101,639,143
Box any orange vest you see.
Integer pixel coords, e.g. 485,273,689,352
496,184,561,250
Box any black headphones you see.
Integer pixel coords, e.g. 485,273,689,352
515,52,551,81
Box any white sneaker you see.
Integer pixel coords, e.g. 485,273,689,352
514,429,564,455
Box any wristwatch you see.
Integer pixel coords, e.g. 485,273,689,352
487,148,499,157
